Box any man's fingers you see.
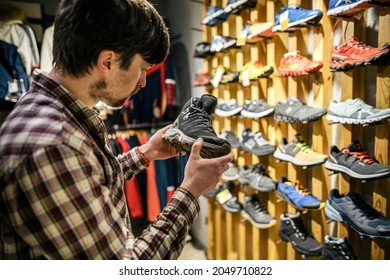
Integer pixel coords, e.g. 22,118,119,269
190,138,203,159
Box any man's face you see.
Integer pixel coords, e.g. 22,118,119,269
89,54,151,109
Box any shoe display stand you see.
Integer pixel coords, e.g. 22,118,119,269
202,0,390,260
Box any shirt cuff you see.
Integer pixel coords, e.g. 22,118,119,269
169,187,200,225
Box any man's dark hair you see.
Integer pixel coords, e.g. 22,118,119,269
52,0,170,77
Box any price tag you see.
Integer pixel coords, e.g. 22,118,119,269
7,80,19,94
237,28,248,46
280,10,289,31
211,66,224,88
242,69,250,87
216,188,233,204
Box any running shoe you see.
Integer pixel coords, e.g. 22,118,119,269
326,98,390,124
278,51,323,76
241,194,276,229
193,72,212,87
224,0,258,15
276,177,325,211
162,94,231,158
240,99,274,119
279,212,323,256
240,128,276,156
202,6,228,26
325,140,390,179
325,189,390,239
327,0,378,18
274,97,327,123
238,164,276,192
218,130,241,148
272,5,323,32
330,37,390,71
210,35,237,53
321,235,358,260
238,61,274,83
242,21,274,43
222,163,240,181
214,99,243,117
215,181,242,213
273,134,328,166
194,42,213,58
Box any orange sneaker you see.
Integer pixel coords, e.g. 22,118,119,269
278,51,323,76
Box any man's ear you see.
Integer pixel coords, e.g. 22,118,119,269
97,50,116,75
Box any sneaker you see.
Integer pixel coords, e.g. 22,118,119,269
272,5,323,32
325,140,390,179
325,189,390,239
218,130,241,148
274,97,327,123
210,35,237,53
222,163,240,181
279,212,323,256
273,134,328,166
326,98,390,124
220,70,240,84
202,6,228,26
162,94,231,158
243,21,274,43
240,99,274,119
321,235,358,260
327,0,377,18
241,194,276,228
215,181,242,213
238,61,274,83
276,177,325,211
214,99,243,117
240,128,276,156
238,164,276,192
330,37,390,71
193,72,212,87
224,0,258,15
278,51,323,76
194,42,213,58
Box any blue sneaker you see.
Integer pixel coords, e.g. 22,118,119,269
276,177,325,211
327,0,377,18
325,189,390,239
202,6,228,26
272,5,323,32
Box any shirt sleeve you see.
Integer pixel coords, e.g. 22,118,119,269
116,147,149,180
3,144,199,259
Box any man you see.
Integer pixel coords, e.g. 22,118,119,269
0,0,233,259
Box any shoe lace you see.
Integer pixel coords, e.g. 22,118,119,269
340,242,358,259
193,109,214,133
291,217,310,240
295,141,312,153
251,196,267,213
293,181,311,196
342,147,376,164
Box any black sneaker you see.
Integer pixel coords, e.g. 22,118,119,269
240,128,276,156
324,140,390,179
215,181,242,213
279,212,323,256
162,94,231,158
241,194,276,229
274,96,327,123
325,189,390,239
321,235,358,260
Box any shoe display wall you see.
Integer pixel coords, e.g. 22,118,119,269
197,0,390,261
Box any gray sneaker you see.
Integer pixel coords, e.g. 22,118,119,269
240,99,274,119
238,164,276,192
240,128,275,156
214,99,243,117
218,130,240,148
241,194,276,229
274,96,327,123
326,98,390,124
222,163,239,181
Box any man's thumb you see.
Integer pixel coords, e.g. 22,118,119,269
191,138,203,158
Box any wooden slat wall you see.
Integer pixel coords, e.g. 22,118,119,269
204,0,390,260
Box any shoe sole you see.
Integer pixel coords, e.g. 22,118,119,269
279,231,323,256
276,191,325,211
326,113,390,124
325,201,390,239
162,128,231,159
274,111,326,123
272,13,322,32
273,150,327,166
240,107,275,119
241,210,276,229
327,1,376,17
221,173,239,181
215,106,243,117
324,160,390,179
278,63,323,76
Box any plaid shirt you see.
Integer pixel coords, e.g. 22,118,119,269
0,72,199,259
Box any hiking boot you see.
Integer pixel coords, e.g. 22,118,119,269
222,163,240,181
162,94,231,158
238,164,276,192
241,194,276,228
240,128,275,156
327,0,378,18
214,99,243,117
279,212,323,256
325,189,390,239
218,130,241,148
215,181,242,213
330,37,390,71
273,134,328,166
278,51,323,76
276,177,325,211
272,5,323,32
324,140,390,179
326,98,390,124
274,96,327,123
321,235,358,260
240,99,274,119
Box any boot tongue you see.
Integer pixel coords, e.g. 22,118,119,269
199,94,217,115
348,140,363,152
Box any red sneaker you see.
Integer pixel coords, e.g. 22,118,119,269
278,51,323,76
